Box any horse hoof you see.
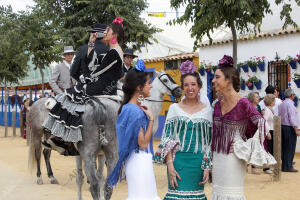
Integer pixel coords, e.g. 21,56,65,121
50,177,59,184
37,177,43,185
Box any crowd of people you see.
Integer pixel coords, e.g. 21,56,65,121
39,17,300,200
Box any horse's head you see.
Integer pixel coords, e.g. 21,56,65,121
153,70,182,99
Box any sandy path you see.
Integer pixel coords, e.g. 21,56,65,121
0,126,300,200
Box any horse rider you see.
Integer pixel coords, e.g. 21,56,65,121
70,23,109,84
49,46,75,95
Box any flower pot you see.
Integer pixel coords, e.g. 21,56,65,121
294,78,300,88
213,67,217,72
241,82,246,90
249,65,257,72
247,82,254,90
254,80,262,90
205,69,213,77
199,68,205,76
290,61,297,69
258,63,265,71
237,66,241,72
242,65,248,73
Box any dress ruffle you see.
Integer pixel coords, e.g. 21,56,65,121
42,93,86,142
211,185,245,200
43,115,82,142
164,190,206,200
234,131,277,167
153,138,180,164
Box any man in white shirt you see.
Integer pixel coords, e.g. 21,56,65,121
50,46,75,95
259,85,282,116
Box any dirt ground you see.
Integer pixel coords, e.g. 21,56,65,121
0,126,300,200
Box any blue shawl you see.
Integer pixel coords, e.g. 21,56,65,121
107,103,154,186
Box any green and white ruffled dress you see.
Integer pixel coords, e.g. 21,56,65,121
154,103,213,200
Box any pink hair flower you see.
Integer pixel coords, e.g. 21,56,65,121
113,17,123,28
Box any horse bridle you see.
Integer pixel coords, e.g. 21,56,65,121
145,73,180,103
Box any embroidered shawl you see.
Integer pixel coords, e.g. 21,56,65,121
212,98,266,154
154,103,213,169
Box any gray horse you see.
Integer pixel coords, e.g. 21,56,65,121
27,70,182,200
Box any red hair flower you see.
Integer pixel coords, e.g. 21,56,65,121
113,17,123,28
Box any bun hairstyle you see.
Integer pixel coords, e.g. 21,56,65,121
109,17,124,44
118,69,150,114
217,55,240,92
179,60,202,88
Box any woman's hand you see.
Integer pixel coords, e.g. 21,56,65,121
140,106,154,121
89,32,97,43
266,132,272,140
199,169,209,185
167,163,181,189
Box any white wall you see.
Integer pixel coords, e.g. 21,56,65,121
198,33,300,152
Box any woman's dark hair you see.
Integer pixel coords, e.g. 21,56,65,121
217,66,240,92
265,85,275,94
109,23,124,44
118,69,150,114
180,71,202,89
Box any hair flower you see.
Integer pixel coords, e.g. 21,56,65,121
179,60,197,75
113,17,123,28
135,59,146,72
219,55,234,68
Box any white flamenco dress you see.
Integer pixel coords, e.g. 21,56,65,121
125,146,161,200
211,129,277,200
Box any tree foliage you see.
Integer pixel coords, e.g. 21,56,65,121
0,6,30,85
275,0,300,28
19,7,63,95
170,0,271,47
33,0,159,50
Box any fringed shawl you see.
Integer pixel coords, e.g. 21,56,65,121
154,103,213,169
212,98,266,154
107,103,152,187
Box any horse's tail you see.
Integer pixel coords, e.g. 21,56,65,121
89,97,107,125
27,106,38,173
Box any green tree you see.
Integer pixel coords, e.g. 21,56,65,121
0,6,30,136
19,7,62,96
33,0,159,50
169,0,272,67
275,0,300,28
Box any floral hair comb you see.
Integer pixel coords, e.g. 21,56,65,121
113,17,123,28
179,60,197,75
219,55,234,68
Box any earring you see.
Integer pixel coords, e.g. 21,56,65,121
137,93,145,104
110,38,117,44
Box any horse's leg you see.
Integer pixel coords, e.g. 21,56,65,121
97,153,106,200
42,148,59,184
82,154,100,200
75,156,85,200
35,143,43,185
103,144,118,200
